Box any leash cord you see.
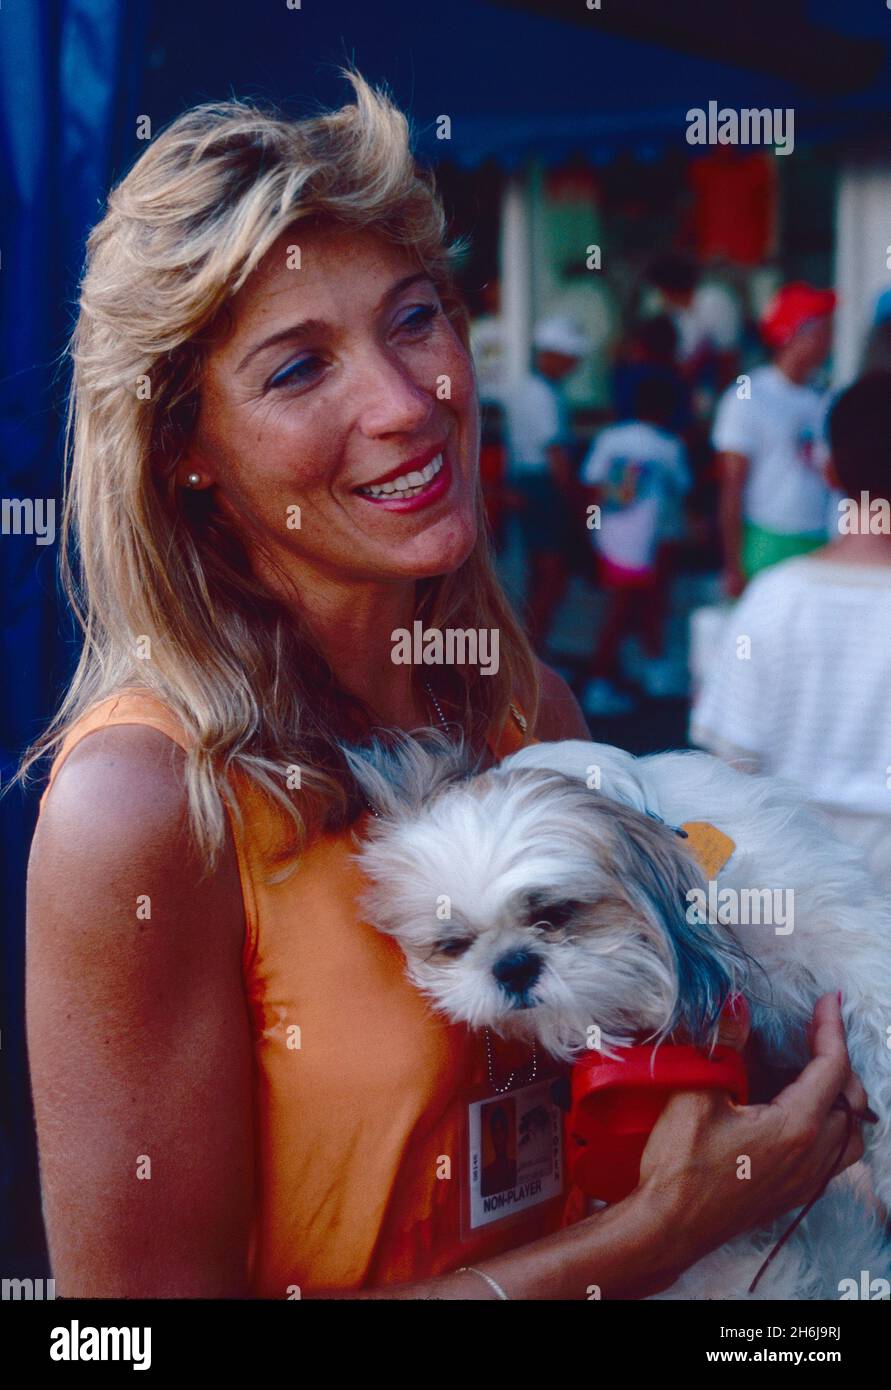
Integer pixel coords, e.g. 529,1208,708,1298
747,1093,856,1295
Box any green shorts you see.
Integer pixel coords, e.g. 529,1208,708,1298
741,522,825,579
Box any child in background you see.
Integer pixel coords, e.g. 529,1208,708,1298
581,376,691,716
692,371,891,892
611,315,693,436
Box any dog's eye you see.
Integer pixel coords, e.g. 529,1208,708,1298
435,937,473,958
528,898,582,932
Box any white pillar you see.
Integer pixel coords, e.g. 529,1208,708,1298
500,172,532,385
833,163,891,387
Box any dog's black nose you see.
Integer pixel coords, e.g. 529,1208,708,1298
492,949,542,996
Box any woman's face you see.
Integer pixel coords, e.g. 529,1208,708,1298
186,223,479,586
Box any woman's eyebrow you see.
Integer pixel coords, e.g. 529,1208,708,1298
236,317,327,375
235,271,436,375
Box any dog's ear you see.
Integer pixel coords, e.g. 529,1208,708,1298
504,739,650,814
340,729,473,821
608,803,745,1044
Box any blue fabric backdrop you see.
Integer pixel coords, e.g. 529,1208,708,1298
0,0,149,1272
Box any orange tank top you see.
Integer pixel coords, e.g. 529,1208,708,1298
38,689,568,1296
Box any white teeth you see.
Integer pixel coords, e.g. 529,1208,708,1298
357,452,444,499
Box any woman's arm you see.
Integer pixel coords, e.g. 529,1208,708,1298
26,725,254,1297
337,993,866,1299
29,729,865,1299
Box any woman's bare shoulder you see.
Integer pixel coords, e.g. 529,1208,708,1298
37,722,192,856
532,660,590,743
30,723,244,955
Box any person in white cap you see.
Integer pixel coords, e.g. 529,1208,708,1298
499,315,591,649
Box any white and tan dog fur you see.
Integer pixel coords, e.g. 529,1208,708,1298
348,734,891,1300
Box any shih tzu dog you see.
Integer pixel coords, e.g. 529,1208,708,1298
347,733,891,1301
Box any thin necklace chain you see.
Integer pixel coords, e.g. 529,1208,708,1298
361,679,449,821
360,680,536,1094
485,1028,538,1093
424,678,449,734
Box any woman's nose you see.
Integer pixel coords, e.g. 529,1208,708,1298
354,350,434,438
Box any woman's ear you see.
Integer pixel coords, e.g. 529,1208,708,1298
176,447,215,491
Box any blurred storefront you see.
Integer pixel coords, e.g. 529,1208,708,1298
449,141,880,423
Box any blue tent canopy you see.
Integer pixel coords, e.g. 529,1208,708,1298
134,0,891,168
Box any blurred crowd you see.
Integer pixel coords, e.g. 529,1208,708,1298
474,253,891,891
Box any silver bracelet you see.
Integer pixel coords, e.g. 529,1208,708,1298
456,1264,510,1300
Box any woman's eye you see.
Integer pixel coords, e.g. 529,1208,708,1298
397,302,439,335
268,354,325,390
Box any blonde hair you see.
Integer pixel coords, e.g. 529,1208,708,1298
16,71,539,870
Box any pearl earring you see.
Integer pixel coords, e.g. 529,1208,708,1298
185,472,201,489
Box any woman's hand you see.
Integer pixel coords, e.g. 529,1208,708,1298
637,992,868,1278
349,994,869,1301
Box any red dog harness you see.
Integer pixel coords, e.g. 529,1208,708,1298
563,820,747,1213
565,1003,749,1207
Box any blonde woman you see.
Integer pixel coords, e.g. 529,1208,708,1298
22,75,866,1299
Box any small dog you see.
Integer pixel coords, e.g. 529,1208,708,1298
348,733,891,1300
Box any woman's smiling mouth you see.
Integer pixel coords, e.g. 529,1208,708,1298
356,452,444,499
353,445,452,512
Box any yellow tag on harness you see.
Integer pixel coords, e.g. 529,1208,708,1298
680,821,736,879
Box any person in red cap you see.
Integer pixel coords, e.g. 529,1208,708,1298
712,282,835,593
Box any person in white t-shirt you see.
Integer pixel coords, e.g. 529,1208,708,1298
580,376,691,716
499,315,591,649
713,281,835,597
692,371,891,891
